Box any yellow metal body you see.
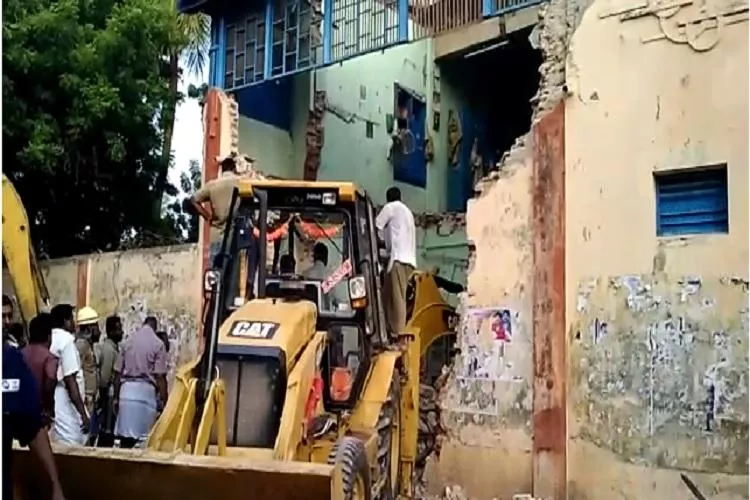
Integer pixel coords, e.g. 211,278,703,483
1,174,50,325
12,178,459,500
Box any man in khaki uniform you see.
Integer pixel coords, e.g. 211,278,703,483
75,307,101,421
190,154,240,266
96,315,123,446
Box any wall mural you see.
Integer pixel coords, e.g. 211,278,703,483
599,0,748,52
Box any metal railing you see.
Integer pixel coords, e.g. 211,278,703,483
208,0,541,90
409,0,483,38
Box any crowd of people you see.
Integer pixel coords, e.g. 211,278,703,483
2,297,173,498
3,300,171,449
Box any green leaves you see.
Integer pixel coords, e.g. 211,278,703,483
3,0,189,257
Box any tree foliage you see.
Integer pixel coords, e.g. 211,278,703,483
3,0,188,257
155,10,210,217
163,159,201,243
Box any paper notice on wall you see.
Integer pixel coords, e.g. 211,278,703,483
458,307,521,382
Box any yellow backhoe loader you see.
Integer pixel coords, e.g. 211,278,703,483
13,180,461,500
1,174,51,330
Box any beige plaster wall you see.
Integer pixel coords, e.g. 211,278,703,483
565,0,749,497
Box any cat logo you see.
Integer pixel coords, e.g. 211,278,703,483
228,321,280,339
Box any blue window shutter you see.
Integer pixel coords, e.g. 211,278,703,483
655,166,729,237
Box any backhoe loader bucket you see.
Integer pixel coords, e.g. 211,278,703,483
13,446,341,500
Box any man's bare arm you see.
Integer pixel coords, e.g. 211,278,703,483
190,197,213,222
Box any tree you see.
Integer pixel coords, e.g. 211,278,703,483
3,0,187,257
155,10,210,216
163,159,202,243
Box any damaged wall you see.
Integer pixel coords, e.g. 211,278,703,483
570,277,748,498
429,0,747,493
3,245,201,382
315,40,445,211
427,140,536,499
565,0,748,496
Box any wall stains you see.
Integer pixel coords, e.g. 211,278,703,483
120,297,198,383
3,245,203,385
570,275,749,474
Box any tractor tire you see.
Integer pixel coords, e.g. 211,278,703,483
327,436,372,500
375,376,402,500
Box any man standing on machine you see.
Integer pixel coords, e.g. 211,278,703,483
189,154,241,267
375,187,416,335
190,153,260,297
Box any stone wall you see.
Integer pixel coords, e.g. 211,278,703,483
3,244,201,381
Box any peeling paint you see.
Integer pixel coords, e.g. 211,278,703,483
571,275,749,474
3,245,203,385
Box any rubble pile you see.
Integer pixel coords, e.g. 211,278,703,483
418,485,472,500
414,363,453,498
415,382,442,493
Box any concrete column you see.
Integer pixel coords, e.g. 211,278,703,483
531,100,567,500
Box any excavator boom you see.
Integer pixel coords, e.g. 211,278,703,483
1,174,51,325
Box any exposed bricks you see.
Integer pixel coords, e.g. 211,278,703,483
303,90,327,181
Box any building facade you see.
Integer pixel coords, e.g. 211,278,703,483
187,0,749,496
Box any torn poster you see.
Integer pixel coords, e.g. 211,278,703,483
445,378,498,416
458,307,520,382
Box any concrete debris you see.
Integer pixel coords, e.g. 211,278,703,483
415,382,446,495
414,360,454,498
419,485,471,500
418,485,508,500
531,0,568,123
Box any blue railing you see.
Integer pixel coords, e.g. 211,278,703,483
483,0,543,17
202,0,542,90
208,0,407,90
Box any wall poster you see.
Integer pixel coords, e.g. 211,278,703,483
459,307,517,379
447,307,522,415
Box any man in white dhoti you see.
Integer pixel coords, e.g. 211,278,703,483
112,317,168,448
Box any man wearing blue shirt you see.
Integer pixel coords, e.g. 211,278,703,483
3,343,66,500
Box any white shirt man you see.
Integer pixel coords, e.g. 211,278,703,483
49,305,88,445
375,187,416,335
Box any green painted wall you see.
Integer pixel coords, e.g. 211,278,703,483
314,40,441,211
235,42,468,287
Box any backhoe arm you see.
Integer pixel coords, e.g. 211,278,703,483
2,175,50,325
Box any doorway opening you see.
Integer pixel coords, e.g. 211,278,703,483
440,26,543,211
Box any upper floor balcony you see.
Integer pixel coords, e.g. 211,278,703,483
178,0,542,91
